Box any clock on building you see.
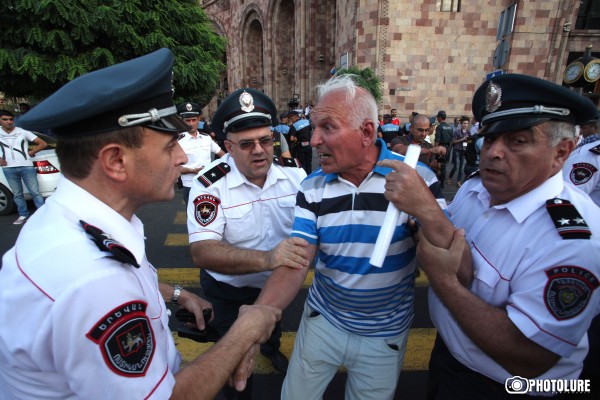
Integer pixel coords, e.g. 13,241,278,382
584,59,600,82
564,61,584,85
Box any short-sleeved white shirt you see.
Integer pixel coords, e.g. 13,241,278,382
0,177,180,399
0,127,39,167
187,154,306,288
430,173,600,389
178,132,223,187
562,139,600,207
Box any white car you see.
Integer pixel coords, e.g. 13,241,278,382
0,133,61,215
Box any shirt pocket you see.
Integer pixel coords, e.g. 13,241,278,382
471,247,504,302
223,203,259,244
277,195,296,230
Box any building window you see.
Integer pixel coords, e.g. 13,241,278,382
576,0,600,30
440,0,460,12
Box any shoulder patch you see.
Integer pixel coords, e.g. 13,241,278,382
80,220,139,268
86,301,154,376
197,162,231,187
590,144,600,155
273,156,301,168
544,266,599,320
545,199,591,240
193,194,221,226
569,162,598,185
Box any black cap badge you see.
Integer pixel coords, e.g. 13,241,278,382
485,81,502,113
239,91,255,113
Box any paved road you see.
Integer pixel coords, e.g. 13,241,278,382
0,175,460,400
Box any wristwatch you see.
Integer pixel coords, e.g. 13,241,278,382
172,285,183,304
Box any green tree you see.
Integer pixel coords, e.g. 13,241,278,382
335,66,382,103
0,0,226,106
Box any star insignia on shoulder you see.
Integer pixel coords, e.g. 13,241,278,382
557,218,570,225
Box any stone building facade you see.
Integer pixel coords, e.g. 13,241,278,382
201,0,599,121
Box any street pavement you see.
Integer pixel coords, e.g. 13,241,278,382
0,164,461,400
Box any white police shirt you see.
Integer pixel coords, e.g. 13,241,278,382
562,140,600,207
430,173,600,391
187,153,306,288
178,131,223,187
0,177,180,399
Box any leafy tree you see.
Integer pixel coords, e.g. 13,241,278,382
335,66,382,103
0,0,226,106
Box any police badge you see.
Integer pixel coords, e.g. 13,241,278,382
193,194,221,226
239,90,255,113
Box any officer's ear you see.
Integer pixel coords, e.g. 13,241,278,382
97,143,128,182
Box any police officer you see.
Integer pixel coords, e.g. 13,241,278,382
377,113,401,148
0,49,281,399
435,110,454,188
177,101,225,205
396,74,600,398
288,111,312,174
563,113,600,206
187,88,308,399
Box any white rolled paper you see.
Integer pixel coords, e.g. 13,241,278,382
370,144,421,267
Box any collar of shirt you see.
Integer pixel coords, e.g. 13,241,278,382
51,176,146,264
324,138,399,183
475,172,564,223
577,133,600,148
223,153,289,190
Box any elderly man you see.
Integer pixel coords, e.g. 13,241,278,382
256,74,470,400
0,49,280,400
402,74,600,398
187,88,307,398
177,101,225,205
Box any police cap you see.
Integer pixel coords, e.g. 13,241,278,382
19,48,188,136
279,112,289,120
473,73,598,135
177,102,202,118
211,88,277,136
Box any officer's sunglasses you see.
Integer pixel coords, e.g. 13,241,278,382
228,136,274,151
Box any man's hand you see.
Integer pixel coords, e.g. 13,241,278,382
378,159,436,217
430,146,447,156
0,157,6,167
416,228,468,284
179,290,213,330
225,304,282,391
265,237,310,270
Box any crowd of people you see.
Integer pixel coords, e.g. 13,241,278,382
0,47,599,400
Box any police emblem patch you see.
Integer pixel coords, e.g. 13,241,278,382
544,266,599,320
193,194,221,226
86,301,154,376
569,162,598,185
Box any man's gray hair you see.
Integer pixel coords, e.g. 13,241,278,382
316,74,378,132
543,121,577,147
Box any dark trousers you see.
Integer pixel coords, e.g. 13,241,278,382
200,269,282,399
449,148,465,181
427,334,574,400
295,147,312,175
439,144,451,186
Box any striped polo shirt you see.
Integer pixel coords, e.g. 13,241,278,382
292,139,446,337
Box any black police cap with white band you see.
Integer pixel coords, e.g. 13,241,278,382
472,73,598,135
19,48,189,136
177,102,202,118
211,88,277,137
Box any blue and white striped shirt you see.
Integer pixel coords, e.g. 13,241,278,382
292,139,446,337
